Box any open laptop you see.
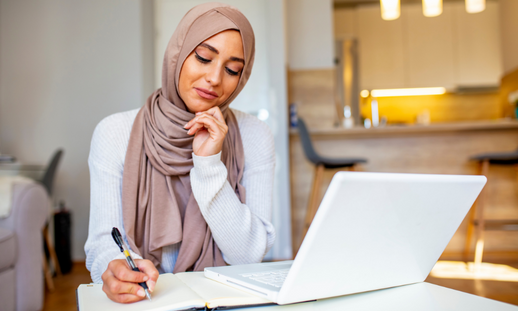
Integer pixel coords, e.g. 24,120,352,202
204,172,486,305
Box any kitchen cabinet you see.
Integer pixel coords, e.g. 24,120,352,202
353,2,501,90
357,5,406,90
403,4,456,89
454,1,501,87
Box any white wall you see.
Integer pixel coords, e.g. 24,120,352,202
500,0,518,74
0,0,154,260
286,0,334,70
154,0,292,260
264,0,292,260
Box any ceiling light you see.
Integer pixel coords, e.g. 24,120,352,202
360,90,370,98
371,87,446,97
423,0,442,17
380,0,400,21
466,0,485,13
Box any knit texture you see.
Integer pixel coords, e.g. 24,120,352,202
85,108,275,283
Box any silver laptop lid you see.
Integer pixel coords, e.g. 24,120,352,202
278,172,486,304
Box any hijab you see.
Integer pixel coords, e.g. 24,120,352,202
121,2,255,272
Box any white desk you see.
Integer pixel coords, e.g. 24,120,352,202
239,282,517,311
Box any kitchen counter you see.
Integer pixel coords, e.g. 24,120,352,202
289,119,518,139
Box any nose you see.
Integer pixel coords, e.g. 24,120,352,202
204,64,222,86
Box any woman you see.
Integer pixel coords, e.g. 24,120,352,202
84,3,275,303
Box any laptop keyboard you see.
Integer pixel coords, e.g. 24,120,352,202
239,269,290,288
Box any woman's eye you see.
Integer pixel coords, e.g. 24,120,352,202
195,51,210,63
226,67,240,76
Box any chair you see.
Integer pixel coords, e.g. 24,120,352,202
297,118,367,244
39,149,64,290
0,181,49,311
465,149,518,265
40,149,63,196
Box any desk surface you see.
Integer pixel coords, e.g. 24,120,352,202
240,282,517,311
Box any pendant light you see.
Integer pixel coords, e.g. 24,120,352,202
380,0,400,21
423,0,442,17
466,0,485,13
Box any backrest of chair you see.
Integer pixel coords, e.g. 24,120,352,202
41,149,64,196
297,118,321,165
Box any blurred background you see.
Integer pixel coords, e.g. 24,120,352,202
0,0,517,310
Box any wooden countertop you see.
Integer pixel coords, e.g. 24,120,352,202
289,119,518,139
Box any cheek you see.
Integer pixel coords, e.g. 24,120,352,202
179,58,199,93
222,77,240,101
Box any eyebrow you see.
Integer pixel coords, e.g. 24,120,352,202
198,43,245,64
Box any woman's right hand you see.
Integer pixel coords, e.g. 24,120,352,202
101,259,159,303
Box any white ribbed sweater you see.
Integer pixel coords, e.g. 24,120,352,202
84,108,276,283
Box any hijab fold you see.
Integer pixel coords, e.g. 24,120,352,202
121,2,255,272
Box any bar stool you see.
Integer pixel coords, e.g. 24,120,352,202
466,149,518,265
297,118,367,245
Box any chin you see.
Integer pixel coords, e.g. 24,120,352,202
186,101,213,113
186,97,222,113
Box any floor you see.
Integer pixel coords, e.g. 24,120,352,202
43,262,92,311
44,260,518,311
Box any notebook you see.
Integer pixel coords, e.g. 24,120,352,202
76,271,274,311
205,172,487,305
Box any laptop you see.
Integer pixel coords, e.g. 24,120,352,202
204,172,486,305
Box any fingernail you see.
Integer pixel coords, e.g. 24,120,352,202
196,112,201,115
143,276,149,281
137,289,145,297
148,281,156,292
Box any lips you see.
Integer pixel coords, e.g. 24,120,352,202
194,87,218,100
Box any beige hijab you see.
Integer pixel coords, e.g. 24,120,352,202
121,2,255,272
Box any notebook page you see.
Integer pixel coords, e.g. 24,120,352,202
77,273,205,311
176,272,273,309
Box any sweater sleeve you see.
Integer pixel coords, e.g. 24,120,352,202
84,112,142,284
190,112,276,265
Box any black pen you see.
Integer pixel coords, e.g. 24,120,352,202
111,227,152,300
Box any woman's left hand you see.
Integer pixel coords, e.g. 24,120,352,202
184,107,228,157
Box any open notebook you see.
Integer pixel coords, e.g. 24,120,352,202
76,272,275,311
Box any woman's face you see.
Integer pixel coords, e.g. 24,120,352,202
178,30,245,113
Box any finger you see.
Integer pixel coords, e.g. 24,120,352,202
195,116,227,139
103,284,145,304
184,116,198,129
187,121,205,135
196,107,225,123
188,115,223,135
117,293,146,304
135,259,159,292
103,276,146,302
195,114,226,131
112,261,149,284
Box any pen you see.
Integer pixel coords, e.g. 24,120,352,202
111,227,152,301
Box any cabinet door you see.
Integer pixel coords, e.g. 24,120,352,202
453,1,501,87
357,4,406,90
403,3,456,89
